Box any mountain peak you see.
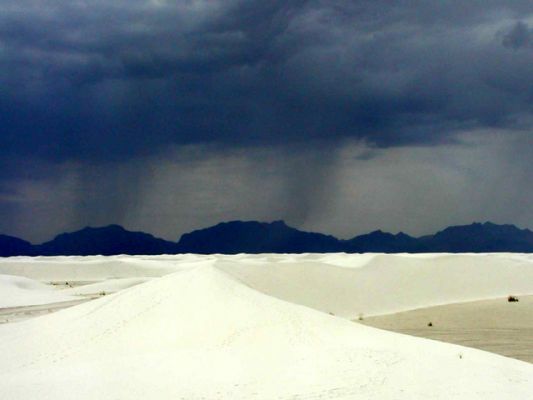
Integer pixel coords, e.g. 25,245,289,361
177,220,342,254
81,224,126,232
0,234,34,257
37,225,176,256
270,220,288,227
428,222,532,252
1,221,532,256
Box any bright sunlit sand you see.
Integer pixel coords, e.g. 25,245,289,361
0,253,532,399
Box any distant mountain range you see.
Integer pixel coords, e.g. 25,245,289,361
1,221,532,257
34,225,177,256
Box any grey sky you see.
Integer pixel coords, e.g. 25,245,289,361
0,1,532,241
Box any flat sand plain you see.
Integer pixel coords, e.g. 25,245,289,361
360,295,533,363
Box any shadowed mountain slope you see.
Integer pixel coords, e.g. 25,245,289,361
0,235,34,257
1,221,532,256
421,222,533,252
344,230,421,253
176,220,343,254
36,225,178,256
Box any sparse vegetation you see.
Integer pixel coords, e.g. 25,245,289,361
507,295,519,302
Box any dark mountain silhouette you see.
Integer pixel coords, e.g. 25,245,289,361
0,234,34,257
176,220,343,254
35,225,178,256
420,222,533,252
344,230,421,253
1,221,532,257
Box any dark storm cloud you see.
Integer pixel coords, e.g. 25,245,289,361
1,1,533,241
502,21,533,49
2,0,533,164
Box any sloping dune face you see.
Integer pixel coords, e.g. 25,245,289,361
0,274,78,308
218,253,533,317
0,264,533,399
2,253,533,318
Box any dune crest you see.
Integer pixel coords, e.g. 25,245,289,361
1,261,532,399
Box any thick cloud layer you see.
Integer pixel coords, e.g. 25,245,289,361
2,1,533,161
1,1,532,239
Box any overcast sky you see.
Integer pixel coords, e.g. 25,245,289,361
1,1,532,242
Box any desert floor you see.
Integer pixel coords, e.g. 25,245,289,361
361,295,533,363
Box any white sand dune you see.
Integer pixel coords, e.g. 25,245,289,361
0,254,206,282
1,253,533,398
0,265,532,399
3,253,533,318
61,277,152,296
0,274,78,308
219,253,533,317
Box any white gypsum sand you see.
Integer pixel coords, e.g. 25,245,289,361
0,274,79,308
0,254,196,282
3,253,533,318
217,252,533,317
61,277,153,296
0,253,532,399
0,264,532,399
